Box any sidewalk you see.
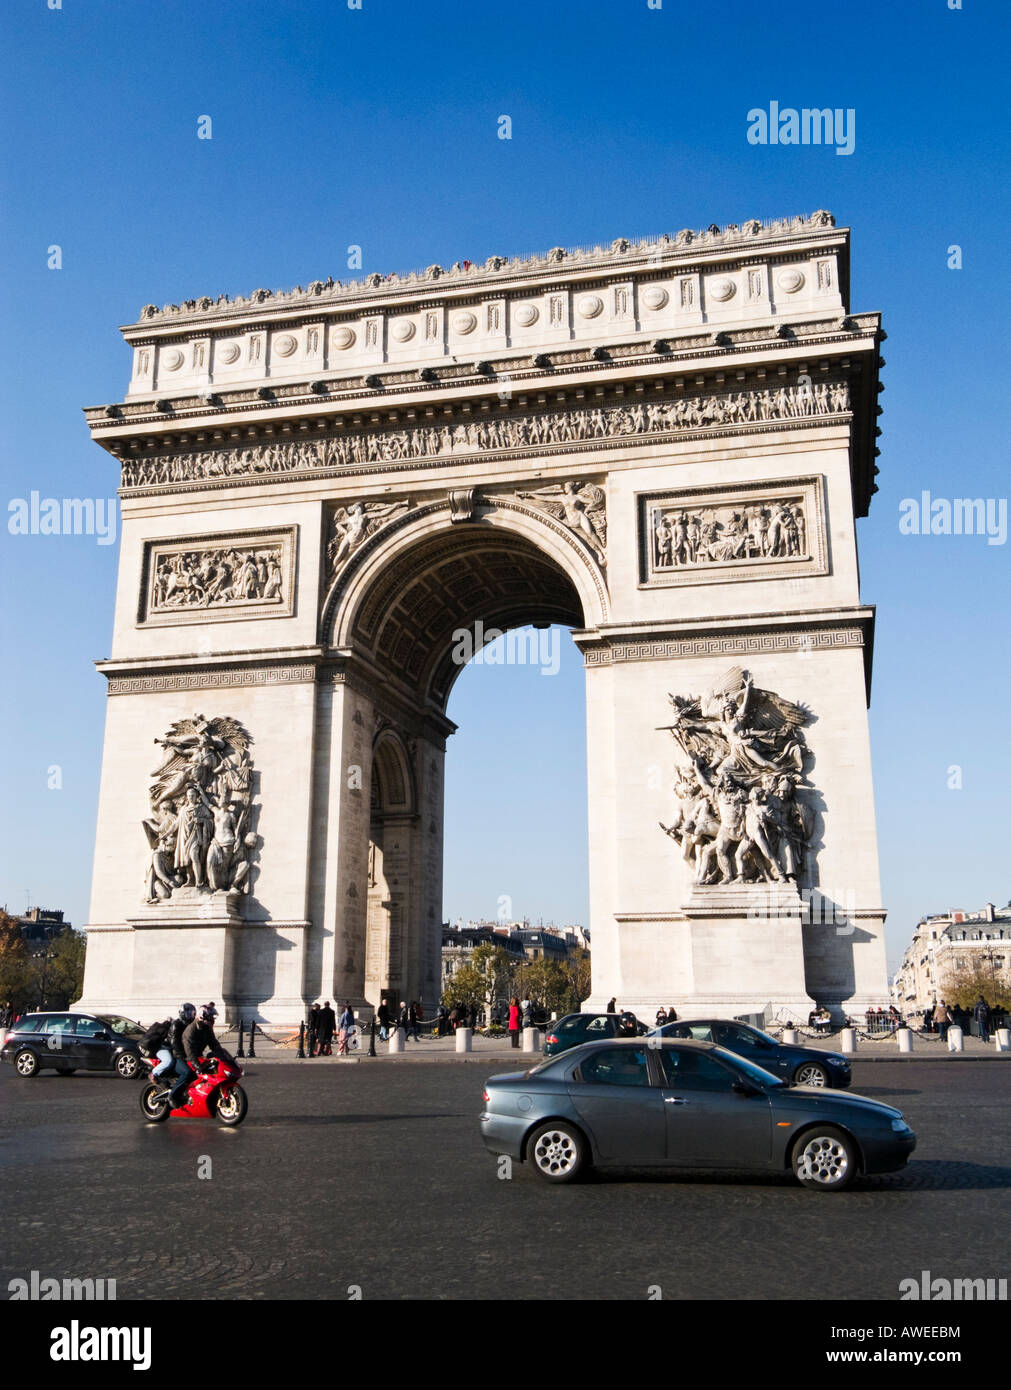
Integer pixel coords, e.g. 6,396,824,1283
225,1028,1011,1065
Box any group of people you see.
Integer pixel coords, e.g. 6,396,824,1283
919,997,1001,1044
141,1002,234,1109
375,1000,424,1042
306,1001,356,1056
653,1006,680,1026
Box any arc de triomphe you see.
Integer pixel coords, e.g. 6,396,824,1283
78,210,889,1024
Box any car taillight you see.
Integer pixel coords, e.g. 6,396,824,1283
546,1034,558,1045
482,1089,490,1104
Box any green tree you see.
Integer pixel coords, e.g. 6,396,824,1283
442,944,517,1023
0,911,32,1014
942,956,1011,1010
514,957,571,1016
42,929,88,1009
563,947,592,1012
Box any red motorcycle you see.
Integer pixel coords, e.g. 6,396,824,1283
139,1055,248,1126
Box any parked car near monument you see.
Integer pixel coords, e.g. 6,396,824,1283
649,1018,851,1088
1,1012,145,1079
480,1038,915,1190
542,1012,650,1056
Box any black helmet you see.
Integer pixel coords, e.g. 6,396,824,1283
179,1002,196,1021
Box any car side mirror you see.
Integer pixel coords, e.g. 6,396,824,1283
95,1030,112,1041
733,1078,760,1096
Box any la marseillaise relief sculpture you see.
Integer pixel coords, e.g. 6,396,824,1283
78,211,889,1023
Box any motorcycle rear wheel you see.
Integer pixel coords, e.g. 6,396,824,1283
215,1085,248,1126
139,1083,171,1123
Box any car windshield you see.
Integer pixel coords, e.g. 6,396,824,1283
713,1045,786,1088
97,1016,143,1037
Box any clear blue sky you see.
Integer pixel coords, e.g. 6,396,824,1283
1,0,1008,972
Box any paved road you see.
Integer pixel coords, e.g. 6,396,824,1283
1,1060,1007,1301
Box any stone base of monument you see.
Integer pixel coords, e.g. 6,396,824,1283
121,889,245,1022
592,883,813,1022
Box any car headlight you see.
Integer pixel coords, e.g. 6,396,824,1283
890,1118,911,1133
826,1055,848,1066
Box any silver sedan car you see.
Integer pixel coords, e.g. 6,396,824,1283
480,1038,916,1191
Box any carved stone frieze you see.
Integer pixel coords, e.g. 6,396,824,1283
143,715,258,904
106,663,317,695
139,528,296,625
581,626,864,665
639,476,827,588
117,378,851,493
659,668,814,887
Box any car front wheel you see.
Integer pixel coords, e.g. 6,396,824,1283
792,1126,857,1191
115,1052,141,1080
794,1061,829,1087
15,1049,39,1078
527,1121,587,1183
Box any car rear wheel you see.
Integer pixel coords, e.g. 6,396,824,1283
528,1121,587,1183
15,1049,39,1078
116,1052,141,1080
792,1126,856,1191
794,1061,829,1087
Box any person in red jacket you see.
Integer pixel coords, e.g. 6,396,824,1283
508,997,521,1049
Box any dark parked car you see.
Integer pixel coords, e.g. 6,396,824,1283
650,1018,851,1089
481,1038,915,1190
1,1012,145,1079
543,1012,649,1056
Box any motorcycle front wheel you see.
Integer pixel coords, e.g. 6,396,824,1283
214,1085,248,1126
139,1083,170,1123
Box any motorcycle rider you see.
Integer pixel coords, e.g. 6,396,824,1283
180,1003,236,1096
165,1002,198,1109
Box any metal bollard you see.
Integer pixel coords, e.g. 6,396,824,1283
947,1025,964,1052
522,1026,540,1053
782,1028,798,1045
388,1026,405,1054
897,1027,913,1053
995,1028,1010,1053
237,1020,245,1058
297,1021,305,1059
840,1027,857,1054
248,1021,256,1058
456,1026,473,1053
368,1016,377,1058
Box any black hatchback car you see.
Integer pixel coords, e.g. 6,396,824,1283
1,1012,145,1079
543,1012,649,1056
649,1018,851,1088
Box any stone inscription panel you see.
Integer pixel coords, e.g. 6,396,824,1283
637,476,828,588
138,526,297,627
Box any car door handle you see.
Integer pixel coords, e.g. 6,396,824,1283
664,1096,689,1104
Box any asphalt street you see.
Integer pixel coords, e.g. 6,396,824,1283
1,1059,1008,1301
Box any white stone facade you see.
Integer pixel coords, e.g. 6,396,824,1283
78,211,890,1025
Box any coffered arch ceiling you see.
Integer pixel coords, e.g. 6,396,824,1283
345,528,585,712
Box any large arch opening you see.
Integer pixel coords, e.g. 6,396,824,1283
325,507,602,1011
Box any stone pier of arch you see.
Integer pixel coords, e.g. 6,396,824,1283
77,210,891,1026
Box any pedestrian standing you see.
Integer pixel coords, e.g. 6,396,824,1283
655,1007,668,1026
377,999,390,1041
606,997,616,1013
508,996,521,1049
398,1000,410,1040
337,1001,354,1054
933,998,951,1043
407,1000,421,1042
307,1002,321,1057
973,995,991,1044
318,1000,336,1056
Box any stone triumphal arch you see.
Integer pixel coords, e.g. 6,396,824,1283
79,210,890,1024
